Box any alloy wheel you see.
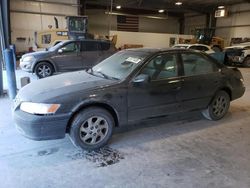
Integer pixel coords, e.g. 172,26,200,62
212,95,228,117
37,64,52,78
79,116,109,145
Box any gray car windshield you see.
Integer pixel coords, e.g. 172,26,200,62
92,50,150,80
48,41,66,51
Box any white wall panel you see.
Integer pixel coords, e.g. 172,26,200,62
110,30,192,49
11,1,41,11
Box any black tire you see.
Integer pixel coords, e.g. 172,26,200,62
69,107,114,151
243,57,250,67
35,62,54,78
202,90,230,120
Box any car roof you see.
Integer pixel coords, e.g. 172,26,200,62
173,43,211,47
173,44,191,47
124,47,196,54
62,39,111,43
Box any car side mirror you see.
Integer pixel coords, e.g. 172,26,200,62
58,49,63,54
132,74,150,86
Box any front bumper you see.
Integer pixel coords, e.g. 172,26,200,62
19,60,34,72
14,109,71,140
228,56,244,64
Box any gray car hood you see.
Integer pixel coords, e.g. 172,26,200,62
17,71,117,102
22,51,52,58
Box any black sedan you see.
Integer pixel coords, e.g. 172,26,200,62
13,48,245,150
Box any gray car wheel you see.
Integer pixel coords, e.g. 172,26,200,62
202,90,230,120
35,62,54,78
69,107,114,151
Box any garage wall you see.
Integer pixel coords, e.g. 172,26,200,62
86,10,117,36
139,17,179,34
110,30,193,48
215,3,250,46
10,0,78,52
184,14,206,35
86,10,180,36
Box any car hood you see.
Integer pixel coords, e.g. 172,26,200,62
22,51,52,58
17,71,118,102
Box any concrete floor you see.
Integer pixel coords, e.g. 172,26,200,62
0,68,250,188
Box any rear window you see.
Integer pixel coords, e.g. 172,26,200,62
41,34,51,44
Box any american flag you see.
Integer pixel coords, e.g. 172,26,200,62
117,15,139,32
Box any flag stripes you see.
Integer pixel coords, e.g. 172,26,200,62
117,15,139,32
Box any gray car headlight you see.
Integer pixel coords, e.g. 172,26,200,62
22,56,35,62
20,102,61,115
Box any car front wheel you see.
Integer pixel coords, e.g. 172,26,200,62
35,62,54,78
69,107,114,151
202,90,230,120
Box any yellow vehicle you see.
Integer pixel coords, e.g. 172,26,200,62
37,29,68,49
180,28,224,52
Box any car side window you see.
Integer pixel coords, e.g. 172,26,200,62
182,53,217,76
60,42,80,53
100,42,110,51
81,41,99,51
140,53,178,80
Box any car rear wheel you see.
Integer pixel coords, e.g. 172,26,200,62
69,107,114,151
243,57,250,67
202,90,230,120
35,62,54,78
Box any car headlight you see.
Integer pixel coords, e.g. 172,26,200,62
22,56,35,62
20,102,60,115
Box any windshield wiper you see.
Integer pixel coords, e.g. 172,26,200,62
96,71,119,80
86,69,119,80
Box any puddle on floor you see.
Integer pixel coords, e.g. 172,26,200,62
37,147,59,156
66,147,124,167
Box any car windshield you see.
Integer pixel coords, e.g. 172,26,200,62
48,41,66,51
91,50,150,80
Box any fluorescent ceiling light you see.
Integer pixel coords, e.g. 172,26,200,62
158,9,165,13
175,2,182,6
116,5,121,9
218,5,225,9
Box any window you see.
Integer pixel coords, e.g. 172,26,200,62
41,34,51,44
92,50,148,80
182,53,216,76
81,41,99,51
140,53,178,80
60,42,80,53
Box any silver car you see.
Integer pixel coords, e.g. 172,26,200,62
20,39,116,78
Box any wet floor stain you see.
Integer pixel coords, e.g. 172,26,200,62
37,147,59,156
66,147,124,167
